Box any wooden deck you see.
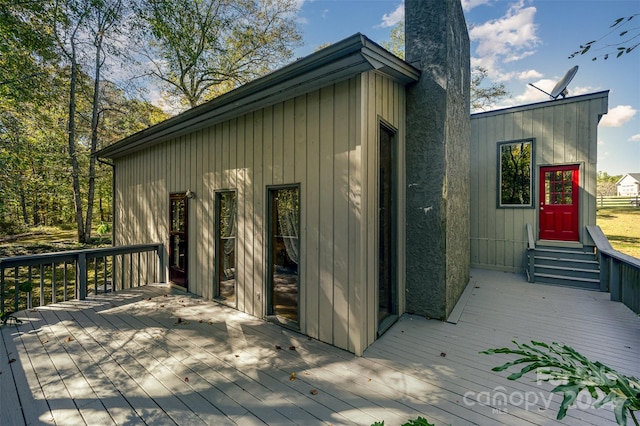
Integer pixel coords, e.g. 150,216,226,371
1,268,638,425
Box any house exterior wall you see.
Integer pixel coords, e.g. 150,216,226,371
470,92,608,272
114,71,407,355
617,175,640,196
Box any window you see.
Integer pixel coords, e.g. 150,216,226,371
498,140,533,207
268,186,300,325
169,193,188,287
215,191,236,303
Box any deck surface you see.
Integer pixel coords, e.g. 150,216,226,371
1,268,638,425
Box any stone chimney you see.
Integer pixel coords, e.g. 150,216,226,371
404,0,471,319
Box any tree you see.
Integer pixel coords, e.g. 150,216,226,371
597,171,622,196
85,0,126,244
569,14,639,61
135,0,302,109
381,22,508,111
471,66,508,111
51,0,132,243
0,1,56,103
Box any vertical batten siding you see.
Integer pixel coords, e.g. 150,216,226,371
113,73,409,355
470,93,607,272
361,71,407,352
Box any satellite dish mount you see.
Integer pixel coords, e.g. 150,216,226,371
529,66,579,100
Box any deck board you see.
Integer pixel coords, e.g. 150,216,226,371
1,268,638,425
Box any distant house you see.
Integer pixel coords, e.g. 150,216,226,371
616,173,640,196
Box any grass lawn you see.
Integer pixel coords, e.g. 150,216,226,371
596,208,640,259
0,226,111,258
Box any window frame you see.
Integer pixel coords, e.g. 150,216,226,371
266,184,301,329
213,189,237,306
496,138,535,209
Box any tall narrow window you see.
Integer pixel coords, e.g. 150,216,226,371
498,140,533,207
215,191,236,303
169,193,188,288
378,123,397,333
268,186,300,325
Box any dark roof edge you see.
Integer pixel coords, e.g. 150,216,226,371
471,90,610,119
97,33,419,159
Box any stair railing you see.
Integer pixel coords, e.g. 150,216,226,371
586,225,640,314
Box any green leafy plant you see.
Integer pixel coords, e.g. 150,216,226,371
96,222,111,243
18,280,33,293
372,417,435,426
482,340,640,425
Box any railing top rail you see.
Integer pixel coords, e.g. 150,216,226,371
0,243,163,269
526,224,535,250
586,225,640,267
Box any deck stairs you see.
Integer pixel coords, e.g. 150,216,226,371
528,244,601,290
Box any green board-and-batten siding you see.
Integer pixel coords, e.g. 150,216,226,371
114,72,407,355
470,91,608,273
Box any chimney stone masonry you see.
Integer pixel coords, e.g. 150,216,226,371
404,0,471,319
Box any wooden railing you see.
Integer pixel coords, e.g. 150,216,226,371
525,223,536,282
0,243,165,317
586,226,640,314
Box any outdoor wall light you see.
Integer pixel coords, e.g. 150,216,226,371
185,189,196,199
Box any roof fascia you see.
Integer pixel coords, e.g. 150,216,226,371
98,33,419,159
471,90,610,119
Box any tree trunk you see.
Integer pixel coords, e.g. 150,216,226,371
84,31,104,244
20,190,28,225
68,45,85,243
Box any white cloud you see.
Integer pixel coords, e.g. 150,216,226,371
630,134,640,142
462,0,493,12
469,1,538,58
515,70,542,80
380,2,404,28
600,105,637,127
468,0,539,80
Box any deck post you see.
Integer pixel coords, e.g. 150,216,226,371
609,258,621,302
599,252,610,292
156,243,166,283
77,253,88,300
0,268,4,314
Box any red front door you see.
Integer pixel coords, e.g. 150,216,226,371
539,165,579,241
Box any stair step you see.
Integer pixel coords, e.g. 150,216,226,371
534,256,599,270
534,248,596,261
535,264,600,279
534,272,600,290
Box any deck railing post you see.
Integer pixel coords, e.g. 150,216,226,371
598,252,609,292
1,267,5,314
156,243,166,283
77,253,88,300
14,267,19,314
609,257,621,302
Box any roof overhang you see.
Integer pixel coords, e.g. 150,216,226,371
470,90,610,120
97,33,420,159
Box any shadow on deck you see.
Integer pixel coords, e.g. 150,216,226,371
1,268,638,425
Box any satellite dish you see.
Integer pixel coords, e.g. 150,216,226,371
528,66,579,100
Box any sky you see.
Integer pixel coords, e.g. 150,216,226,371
293,0,640,176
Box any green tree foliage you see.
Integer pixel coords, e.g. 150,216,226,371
597,171,623,196
0,0,56,103
500,142,531,205
569,14,640,61
135,0,302,109
381,21,508,111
